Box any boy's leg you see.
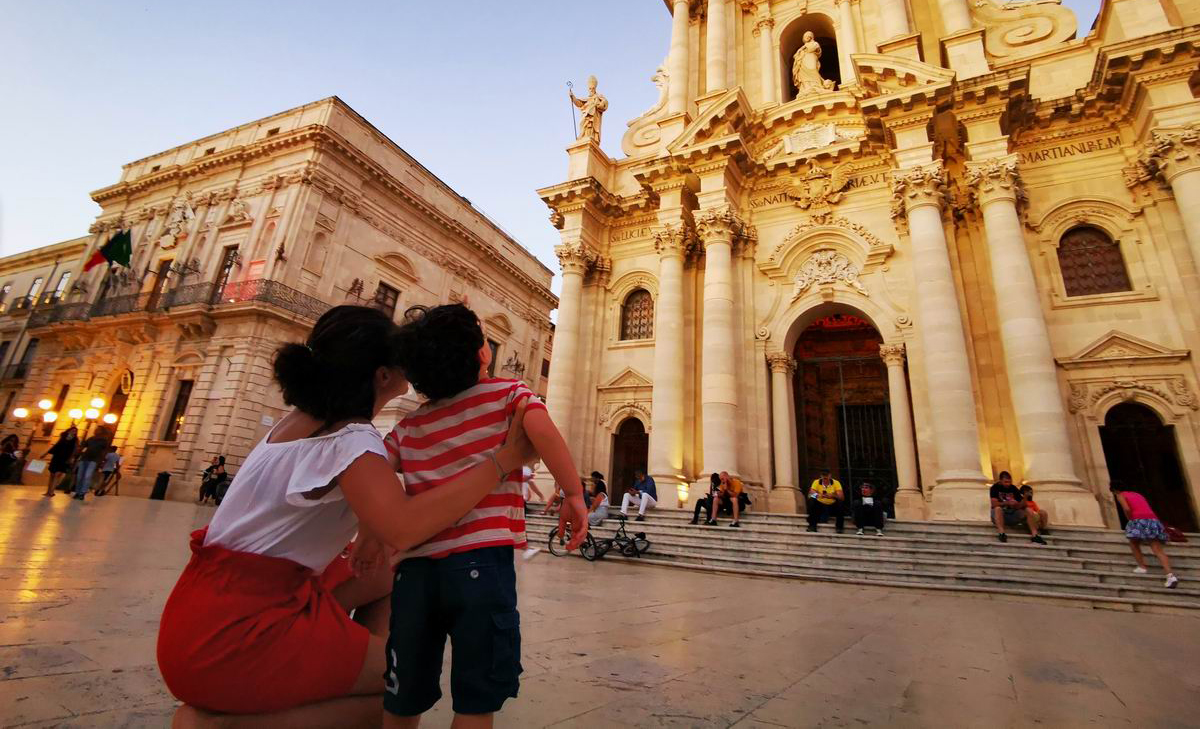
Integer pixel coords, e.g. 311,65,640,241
638,493,655,515
445,547,521,721
834,501,845,531
384,558,448,721
620,492,634,515
807,502,821,529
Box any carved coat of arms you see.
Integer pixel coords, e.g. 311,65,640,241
793,249,868,298
787,160,850,210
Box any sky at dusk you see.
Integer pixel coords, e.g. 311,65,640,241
0,0,1102,294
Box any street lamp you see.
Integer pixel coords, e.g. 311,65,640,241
12,407,29,420
89,397,105,410
37,399,53,411
43,411,58,425
68,408,84,421
101,413,118,425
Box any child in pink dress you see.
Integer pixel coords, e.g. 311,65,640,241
1111,483,1178,588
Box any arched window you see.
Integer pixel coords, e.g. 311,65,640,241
303,232,329,274
1057,226,1132,297
620,289,654,340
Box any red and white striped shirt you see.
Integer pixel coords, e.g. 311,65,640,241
384,378,546,559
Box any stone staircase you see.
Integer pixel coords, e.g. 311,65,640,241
524,506,1200,615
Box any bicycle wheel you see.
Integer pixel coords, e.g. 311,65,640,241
580,536,600,561
547,526,571,557
630,537,650,556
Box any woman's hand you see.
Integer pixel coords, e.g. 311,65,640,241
350,535,393,576
496,401,537,473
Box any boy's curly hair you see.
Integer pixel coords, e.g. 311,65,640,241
395,303,485,401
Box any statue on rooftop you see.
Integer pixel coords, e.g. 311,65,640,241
570,75,609,144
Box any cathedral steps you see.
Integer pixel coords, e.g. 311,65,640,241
523,508,1199,614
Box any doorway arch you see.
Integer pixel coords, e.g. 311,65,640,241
610,417,648,498
1100,402,1197,531
793,311,898,514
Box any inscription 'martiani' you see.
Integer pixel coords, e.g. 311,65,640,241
1018,135,1121,165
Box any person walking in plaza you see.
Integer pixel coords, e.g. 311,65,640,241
1111,482,1179,588
41,426,77,497
71,426,111,500
806,469,845,533
854,481,886,536
94,446,122,496
621,467,657,521
157,305,552,727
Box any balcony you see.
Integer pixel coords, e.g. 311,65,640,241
6,296,35,315
26,279,332,330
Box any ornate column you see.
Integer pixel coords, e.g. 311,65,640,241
544,244,593,447
667,0,691,115
891,162,987,518
696,207,742,478
706,0,728,93
835,0,859,85
879,0,911,40
1138,124,1200,270
752,16,776,105
879,343,922,519
768,353,798,513
938,0,973,33
648,225,692,502
967,157,1102,524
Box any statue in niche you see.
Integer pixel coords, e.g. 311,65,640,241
570,75,609,144
159,194,195,249
792,31,836,99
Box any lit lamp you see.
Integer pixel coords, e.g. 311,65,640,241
37,399,53,411
12,407,29,421
68,408,84,421
84,408,100,420
101,413,118,425
43,411,58,425
90,397,105,409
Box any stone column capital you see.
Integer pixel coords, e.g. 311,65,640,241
965,155,1025,207
890,162,948,217
1136,122,1200,185
695,207,745,244
767,352,797,374
653,223,696,259
554,243,595,275
752,16,775,35
879,342,906,367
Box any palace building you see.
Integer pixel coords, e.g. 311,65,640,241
5,97,555,496
537,0,1200,528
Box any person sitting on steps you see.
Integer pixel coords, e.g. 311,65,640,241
691,473,722,526
587,480,609,526
854,481,885,536
806,469,845,533
990,471,1046,545
1019,485,1050,535
620,468,657,522
715,471,746,528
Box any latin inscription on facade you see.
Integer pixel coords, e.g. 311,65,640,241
611,226,653,243
1018,135,1121,166
749,172,888,210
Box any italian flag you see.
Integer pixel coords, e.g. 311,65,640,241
84,229,133,272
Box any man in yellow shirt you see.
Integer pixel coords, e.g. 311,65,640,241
806,469,845,533
717,471,745,528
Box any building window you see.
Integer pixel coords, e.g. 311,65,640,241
303,232,329,274
487,340,500,377
163,380,194,441
541,358,551,378
0,341,10,366
1057,226,1133,297
12,338,38,379
619,289,654,340
49,271,71,304
372,282,400,319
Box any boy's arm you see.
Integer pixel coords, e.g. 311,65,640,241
523,408,588,548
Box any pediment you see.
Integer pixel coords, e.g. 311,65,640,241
1058,331,1190,369
375,252,419,282
853,54,956,101
598,367,652,390
667,87,753,155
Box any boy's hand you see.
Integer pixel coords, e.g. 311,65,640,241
558,494,589,551
497,401,537,473
350,536,393,576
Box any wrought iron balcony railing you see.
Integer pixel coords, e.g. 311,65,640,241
27,279,331,330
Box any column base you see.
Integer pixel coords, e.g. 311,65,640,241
651,472,690,509
1027,484,1105,527
893,490,927,520
768,485,800,514
929,476,991,521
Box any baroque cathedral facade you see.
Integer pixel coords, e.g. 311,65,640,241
539,0,1200,527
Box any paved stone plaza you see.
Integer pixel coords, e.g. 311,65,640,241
1,486,1198,728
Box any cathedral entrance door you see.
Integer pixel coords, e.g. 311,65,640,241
1100,402,1198,532
793,314,898,515
610,417,649,500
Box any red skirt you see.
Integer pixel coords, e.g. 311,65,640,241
157,529,369,714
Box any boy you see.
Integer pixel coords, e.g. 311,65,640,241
94,446,122,496
1020,485,1050,534
853,481,885,536
381,304,587,726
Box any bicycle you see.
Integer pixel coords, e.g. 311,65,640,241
547,514,650,560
